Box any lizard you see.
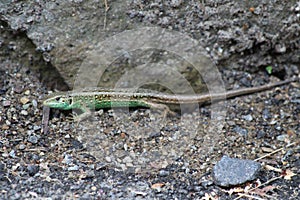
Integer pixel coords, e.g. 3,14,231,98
43,77,298,122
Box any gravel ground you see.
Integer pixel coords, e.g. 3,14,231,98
0,34,299,199
1,1,300,200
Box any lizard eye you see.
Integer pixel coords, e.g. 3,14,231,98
68,98,72,105
55,97,61,102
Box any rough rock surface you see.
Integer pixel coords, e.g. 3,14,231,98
212,155,261,187
1,1,299,88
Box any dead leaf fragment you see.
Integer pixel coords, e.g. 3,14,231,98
151,182,165,189
261,147,273,153
265,164,282,172
251,185,276,197
283,169,296,180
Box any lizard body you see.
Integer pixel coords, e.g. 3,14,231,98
43,78,297,121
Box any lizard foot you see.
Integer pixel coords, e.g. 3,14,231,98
66,110,92,122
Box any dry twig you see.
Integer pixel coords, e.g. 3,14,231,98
254,142,296,161
103,0,110,30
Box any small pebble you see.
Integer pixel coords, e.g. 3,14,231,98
33,125,40,131
85,170,95,178
201,180,214,187
28,135,38,144
27,165,40,176
11,193,21,199
70,185,81,190
19,144,26,150
2,124,9,130
24,90,30,95
123,156,132,163
243,114,253,121
20,97,30,105
105,156,112,162
262,109,271,119
234,126,248,136
9,150,16,158
63,154,73,165
16,73,22,78
2,153,9,158
159,170,170,177
256,130,266,139
32,99,38,107
22,104,30,109
68,165,79,171
2,100,11,107
275,125,282,131
126,162,134,167
11,163,20,171
276,134,288,141
120,164,127,171
31,154,40,161
20,110,28,116
6,120,11,126
275,44,286,53
178,189,188,194
14,86,23,94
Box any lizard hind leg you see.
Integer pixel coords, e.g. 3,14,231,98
146,102,177,120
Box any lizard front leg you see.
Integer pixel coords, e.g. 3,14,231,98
67,105,92,122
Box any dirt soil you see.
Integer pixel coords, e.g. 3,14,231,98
0,1,299,200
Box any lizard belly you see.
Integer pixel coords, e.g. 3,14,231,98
93,100,150,109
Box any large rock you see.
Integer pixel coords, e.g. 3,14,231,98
1,1,299,89
212,155,261,187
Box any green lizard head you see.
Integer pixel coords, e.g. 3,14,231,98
43,93,73,110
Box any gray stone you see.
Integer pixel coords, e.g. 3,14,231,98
276,134,288,141
27,165,39,176
159,170,170,177
27,135,38,144
212,155,261,187
234,126,248,137
243,114,253,121
68,165,79,171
